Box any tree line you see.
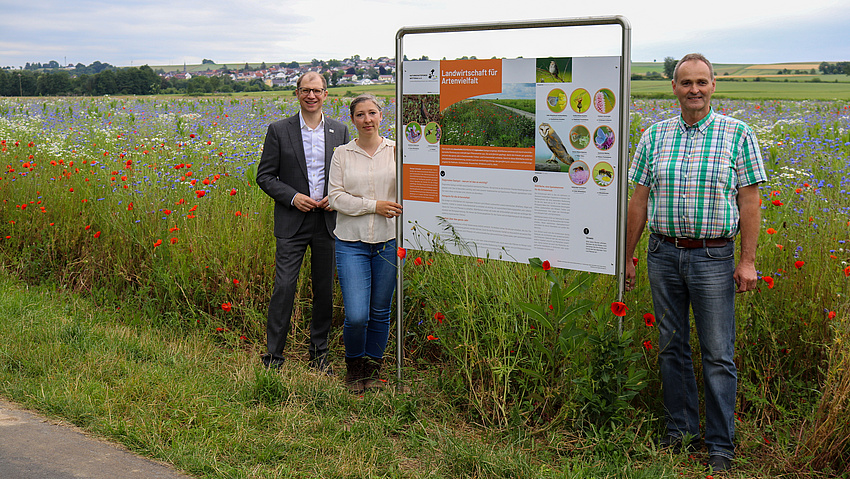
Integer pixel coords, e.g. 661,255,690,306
0,65,285,97
819,62,850,75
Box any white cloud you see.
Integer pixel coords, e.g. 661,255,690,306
0,0,848,67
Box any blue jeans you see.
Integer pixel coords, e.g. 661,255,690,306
335,238,397,359
647,234,737,459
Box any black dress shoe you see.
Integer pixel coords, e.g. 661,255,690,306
706,455,732,473
261,354,285,369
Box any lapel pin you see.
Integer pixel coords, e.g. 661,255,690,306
329,129,335,134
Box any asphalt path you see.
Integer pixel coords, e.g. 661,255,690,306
0,398,192,479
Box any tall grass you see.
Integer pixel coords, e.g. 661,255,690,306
2,95,849,476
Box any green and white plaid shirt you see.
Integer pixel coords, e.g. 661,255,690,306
629,108,766,239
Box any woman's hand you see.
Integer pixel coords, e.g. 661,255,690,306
376,200,402,218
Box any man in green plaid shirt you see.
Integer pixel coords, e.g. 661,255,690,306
624,53,766,474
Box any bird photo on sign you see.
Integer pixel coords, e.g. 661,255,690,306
536,57,572,83
537,122,576,172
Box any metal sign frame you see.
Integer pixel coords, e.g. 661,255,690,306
394,16,632,384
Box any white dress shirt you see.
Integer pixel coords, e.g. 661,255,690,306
299,111,326,202
328,137,397,244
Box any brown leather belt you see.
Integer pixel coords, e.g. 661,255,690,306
655,234,729,249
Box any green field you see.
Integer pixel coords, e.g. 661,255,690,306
631,79,850,100
256,80,850,102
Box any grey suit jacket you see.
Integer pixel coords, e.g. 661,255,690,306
256,114,350,238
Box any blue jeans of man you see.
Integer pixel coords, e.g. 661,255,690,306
646,234,737,459
335,238,397,359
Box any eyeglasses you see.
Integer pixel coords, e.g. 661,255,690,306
298,88,325,96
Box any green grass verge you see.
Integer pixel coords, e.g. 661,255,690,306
0,272,692,479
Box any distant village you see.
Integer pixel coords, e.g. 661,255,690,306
159,57,397,88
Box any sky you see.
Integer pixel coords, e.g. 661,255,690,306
2,0,849,69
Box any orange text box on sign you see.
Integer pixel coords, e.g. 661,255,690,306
439,59,502,112
403,164,440,202
440,145,535,171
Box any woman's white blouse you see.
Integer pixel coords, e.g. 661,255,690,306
328,137,397,244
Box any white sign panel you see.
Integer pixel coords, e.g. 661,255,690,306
401,56,621,275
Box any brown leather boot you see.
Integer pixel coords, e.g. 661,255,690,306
344,357,365,393
362,357,384,390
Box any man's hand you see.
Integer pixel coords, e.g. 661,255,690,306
625,261,637,292
316,196,333,211
734,261,758,293
292,193,320,212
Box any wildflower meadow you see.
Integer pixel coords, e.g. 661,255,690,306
1,94,849,477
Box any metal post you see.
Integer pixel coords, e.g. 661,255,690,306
394,16,633,384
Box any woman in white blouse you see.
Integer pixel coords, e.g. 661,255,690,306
328,94,402,393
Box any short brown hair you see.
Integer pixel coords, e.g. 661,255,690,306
296,71,327,90
673,53,714,81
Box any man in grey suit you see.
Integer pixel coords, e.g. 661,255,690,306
257,72,350,371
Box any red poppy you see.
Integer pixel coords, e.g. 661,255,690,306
763,276,774,289
643,340,653,350
397,247,406,259
542,260,551,271
426,334,439,341
235,211,242,216
772,199,783,206
127,202,134,211
93,231,101,238
195,190,205,198
632,257,639,266
202,178,210,185
221,302,232,312
229,188,237,196
163,209,172,215
85,225,91,230
844,266,850,277
189,205,197,212
170,237,178,244
414,257,423,266
766,228,776,235
611,301,628,317
794,260,804,269
828,311,836,320
233,279,239,285
643,313,655,327
434,312,445,323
